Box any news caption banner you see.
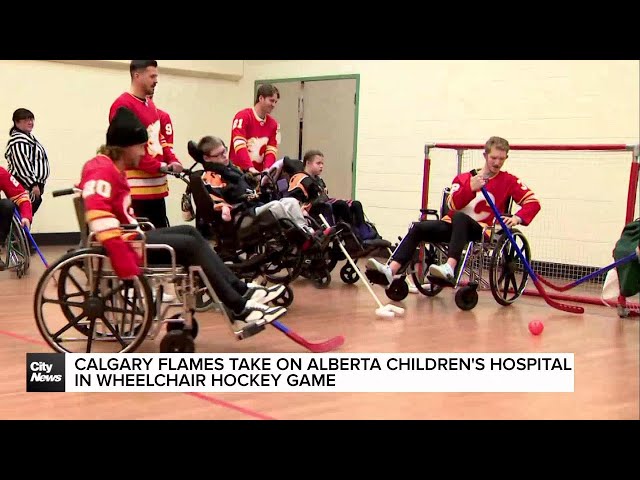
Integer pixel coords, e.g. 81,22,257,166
26,352,574,393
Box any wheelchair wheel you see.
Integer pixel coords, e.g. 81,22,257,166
34,247,155,353
5,216,30,278
410,243,445,297
271,284,294,307
340,262,360,284
174,279,215,313
160,329,195,353
455,284,479,311
489,229,531,306
386,278,409,301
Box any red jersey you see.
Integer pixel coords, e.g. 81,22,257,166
158,108,175,154
109,93,181,200
79,155,141,278
444,169,541,228
229,107,279,172
0,166,32,222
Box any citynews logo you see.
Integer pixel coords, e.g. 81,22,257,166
26,353,66,392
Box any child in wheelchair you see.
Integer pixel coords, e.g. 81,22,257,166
283,150,391,262
194,135,333,251
79,107,289,338
366,136,541,288
0,166,32,271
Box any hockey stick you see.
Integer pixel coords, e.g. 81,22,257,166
535,252,639,292
271,320,345,353
14,210,49,268
318,214,405,318
480,186,584,314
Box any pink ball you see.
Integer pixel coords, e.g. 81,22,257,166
528,320,544,335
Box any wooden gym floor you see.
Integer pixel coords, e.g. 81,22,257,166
0,245,637,420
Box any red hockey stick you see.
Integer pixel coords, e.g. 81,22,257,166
480,186,584,314
272,321,345,353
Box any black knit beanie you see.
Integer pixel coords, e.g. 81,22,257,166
107,107,148,147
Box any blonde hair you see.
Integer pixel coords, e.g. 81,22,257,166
484,136,510,154
97,144,125,160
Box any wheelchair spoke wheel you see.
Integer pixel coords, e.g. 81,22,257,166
261,240,303,284
5,216,30,277
339,262,360,284
489,229,531,306
410,243,445,297
271,284,294,307
34,248,155,353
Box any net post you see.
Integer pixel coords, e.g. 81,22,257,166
422,143,435,212
626,143,640,223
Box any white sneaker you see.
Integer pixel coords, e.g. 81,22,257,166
428,263,455,284
230,300,287,337
244,283,287,304
365,258,394,285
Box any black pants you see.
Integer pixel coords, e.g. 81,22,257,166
392,211,483,267
145,225,248,313
0,199,14,245
132,198,168,229
331,200,366,226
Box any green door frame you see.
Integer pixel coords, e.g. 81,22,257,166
254,74,361,200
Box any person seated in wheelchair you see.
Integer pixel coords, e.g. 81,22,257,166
366,136,541,287
196,135,332,250
79,107,289,337
285,150,381,242
0,166,32,271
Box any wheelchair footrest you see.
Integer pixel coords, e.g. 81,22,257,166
364,269,390,286
426,274,455,288
235,322,266,340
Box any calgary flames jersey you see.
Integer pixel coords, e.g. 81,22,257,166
158,108,174,152
109,93,180,200
444,169,541,228
80,155,137,240
229,107,279,172
0,166,32,222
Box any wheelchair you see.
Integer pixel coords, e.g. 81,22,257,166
1,209,31,278
366,186,532,311
33,189,270,354
177,142,340,291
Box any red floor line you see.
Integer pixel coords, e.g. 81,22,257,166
0,329,277,420
186,392,277,420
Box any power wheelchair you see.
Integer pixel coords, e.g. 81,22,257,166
366,186,532,311
1,209,31,278
259,156,395,287
178,142,342,290
33,188,273,354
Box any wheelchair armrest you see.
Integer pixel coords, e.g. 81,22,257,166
136,217,150,223
420,208,439,220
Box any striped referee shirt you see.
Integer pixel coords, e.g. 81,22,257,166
4,127,50,189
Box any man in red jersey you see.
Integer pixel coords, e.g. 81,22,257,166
109,60,183,229
0,166,32,270
366,136,542,286
79,107,288,338
229,83,280,174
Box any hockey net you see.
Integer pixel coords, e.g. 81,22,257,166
421,142,640,311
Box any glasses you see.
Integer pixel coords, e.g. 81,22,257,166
206,147,227,159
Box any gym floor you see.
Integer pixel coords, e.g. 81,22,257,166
1,245,637,420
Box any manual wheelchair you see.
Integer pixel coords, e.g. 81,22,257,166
366,186,532,311
33,188,269,354
1,209,31,278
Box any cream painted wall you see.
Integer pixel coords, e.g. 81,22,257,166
0,60,245,233
242,60,640,267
